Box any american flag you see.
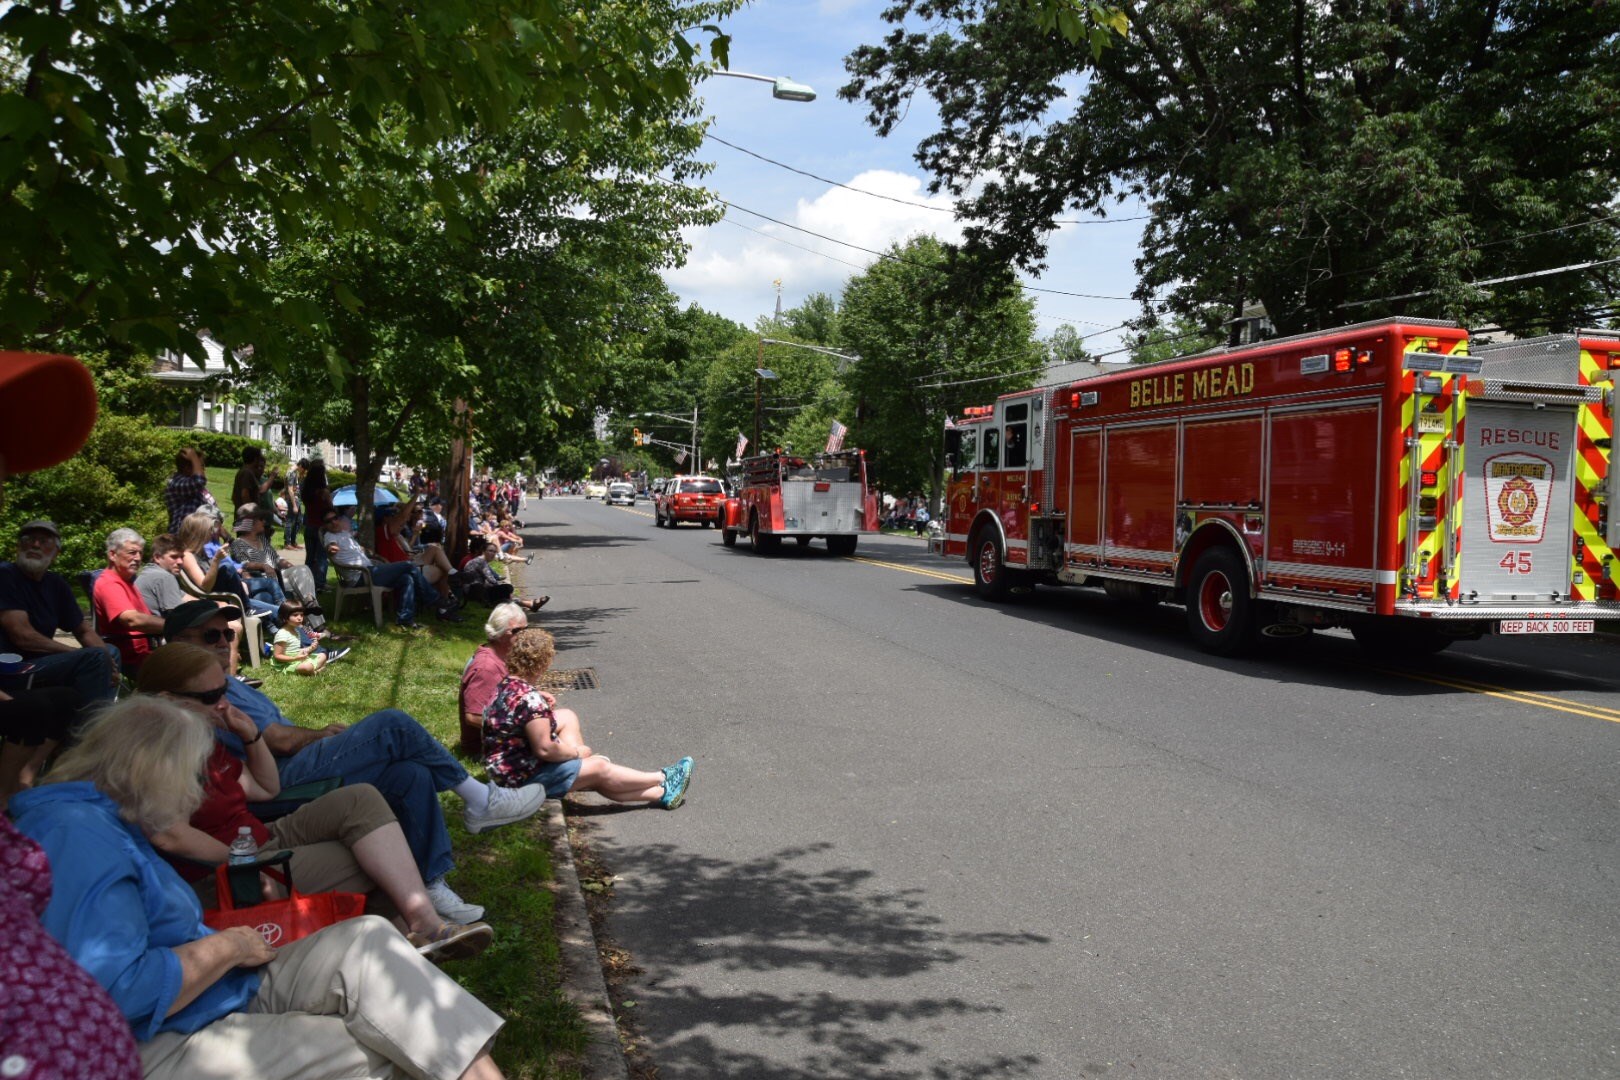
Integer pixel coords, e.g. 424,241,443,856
944,415,958,430
825,419,848,453
674,450,687,465
735,432,748,458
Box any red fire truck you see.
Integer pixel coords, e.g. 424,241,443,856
720,449,879,555
932,318,1618,655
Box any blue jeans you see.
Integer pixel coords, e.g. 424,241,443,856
0,646,119,706
365,561,434,624
244,575,286,607
276,709,469,884
282,510,302,547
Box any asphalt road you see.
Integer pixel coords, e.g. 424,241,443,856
522,495,1619,1080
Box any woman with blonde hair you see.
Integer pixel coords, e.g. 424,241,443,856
483,627,693,808
175,508,277,623
134,643,489,961
9,694,508,1080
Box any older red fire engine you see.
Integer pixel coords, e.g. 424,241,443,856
720,448,879,555
933,317,1618,655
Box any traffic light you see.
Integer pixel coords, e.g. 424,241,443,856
632,428,642,446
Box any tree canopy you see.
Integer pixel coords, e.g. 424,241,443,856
843,1,1620,337
0,0,734,356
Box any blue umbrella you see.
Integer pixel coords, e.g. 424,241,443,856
331,484,400,508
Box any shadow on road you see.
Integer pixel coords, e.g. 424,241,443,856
579,829,1047,1079
531,604,633,650
895,578,1619,700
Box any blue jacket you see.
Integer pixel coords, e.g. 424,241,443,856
9,783,260,1040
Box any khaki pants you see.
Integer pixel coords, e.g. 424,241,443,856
193,785,398,908
140,915,502,1079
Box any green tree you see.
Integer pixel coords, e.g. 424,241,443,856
843,1,1620,336
838,235,1041,502
0,0,733,355
1123,312,1225,366
1045,324,1096,366
779,291,843,346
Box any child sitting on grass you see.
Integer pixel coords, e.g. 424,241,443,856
272,600,351,674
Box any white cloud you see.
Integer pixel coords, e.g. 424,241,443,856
664,170,964,322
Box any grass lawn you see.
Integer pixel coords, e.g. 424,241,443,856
259,585,588,1079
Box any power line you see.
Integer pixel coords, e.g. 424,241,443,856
661,174,1168,304
1339,257,1620,308
704,132,1151,226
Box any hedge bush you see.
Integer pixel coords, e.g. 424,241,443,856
1,415,268,576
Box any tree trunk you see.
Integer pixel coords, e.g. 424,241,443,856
443,398,473,561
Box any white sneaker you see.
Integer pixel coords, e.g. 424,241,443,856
463,782,546,835
425,878,485,923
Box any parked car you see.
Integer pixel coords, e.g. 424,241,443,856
605,481,636,506
654,475,726,527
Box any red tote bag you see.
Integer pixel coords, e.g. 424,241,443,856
203,851,367,948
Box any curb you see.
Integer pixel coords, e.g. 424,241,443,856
544,800,630,1080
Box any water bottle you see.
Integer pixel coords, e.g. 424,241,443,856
228,827,259,865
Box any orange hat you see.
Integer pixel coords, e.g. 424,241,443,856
0,352,98,475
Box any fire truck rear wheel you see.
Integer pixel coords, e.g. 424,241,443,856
1186,547,1257,656
722,528,738,547
972,532,1012,601
750,514,780,553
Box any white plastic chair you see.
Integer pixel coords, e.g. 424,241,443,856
331,565,392,629
176,573,264,669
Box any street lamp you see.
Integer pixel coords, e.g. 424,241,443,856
711,69,817,102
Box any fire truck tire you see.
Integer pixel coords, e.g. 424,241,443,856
827,535,857,556
972,532,1012,601
722,528,738,547
1185,547,1257,656
749,514,780,553
1350,620,1453,657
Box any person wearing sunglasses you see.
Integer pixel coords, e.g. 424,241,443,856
9,693,509,1080
133,643,491,963
161,600,543,925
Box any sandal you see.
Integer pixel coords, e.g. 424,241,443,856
408,921,493,964
523,596,550,612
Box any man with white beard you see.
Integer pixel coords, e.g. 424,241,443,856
0,519,120,707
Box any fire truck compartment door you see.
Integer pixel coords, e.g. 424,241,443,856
1459,401,1578,600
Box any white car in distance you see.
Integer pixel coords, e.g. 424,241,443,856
605,482,636,506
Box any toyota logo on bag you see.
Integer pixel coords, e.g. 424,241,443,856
257,922,285,946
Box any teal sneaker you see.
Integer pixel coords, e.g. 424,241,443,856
658,756,693,810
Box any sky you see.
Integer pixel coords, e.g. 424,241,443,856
661,0,1149,361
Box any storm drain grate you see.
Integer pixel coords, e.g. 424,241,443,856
539,667,598,691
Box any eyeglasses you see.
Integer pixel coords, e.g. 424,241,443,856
171,684,228,706
190,627,237,645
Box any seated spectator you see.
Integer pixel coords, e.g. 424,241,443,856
485,627,693,809
271,601,349,674
486,514,526,562
163,600,542,924
377,503,460,609
0,520,120,713
91,527,166,674
459,538,546,610
420,497,449,545
228,503,289,608
135,533,189,617
9,695,509,1080
134,644,487,959
176,508,277,624
459,603,529,756
164,447,210,534
323,510,463,628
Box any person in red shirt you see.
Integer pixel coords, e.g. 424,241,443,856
91,528,165,674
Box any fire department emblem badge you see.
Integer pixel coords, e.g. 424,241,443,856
1482,453,1552,542
1495,476,1538,527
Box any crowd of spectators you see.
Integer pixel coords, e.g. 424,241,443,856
5,355,685,1079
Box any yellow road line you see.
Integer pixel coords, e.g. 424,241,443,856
1358,664,1620,725
845,554,973,584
